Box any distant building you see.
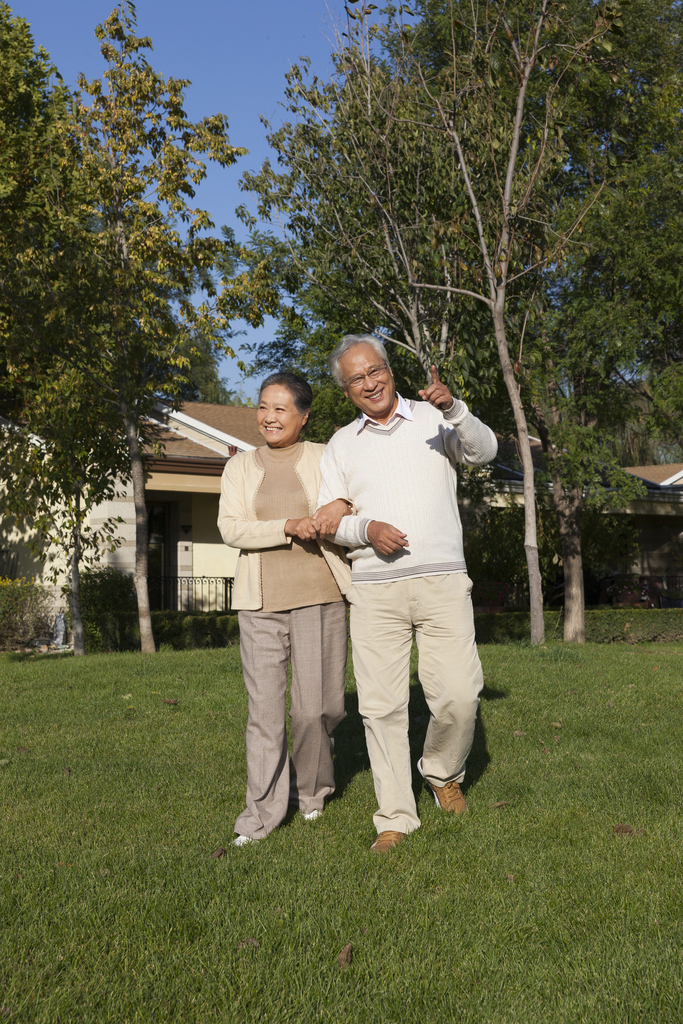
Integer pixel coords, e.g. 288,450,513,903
1,402,263,612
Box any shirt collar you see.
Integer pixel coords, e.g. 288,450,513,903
357,393,414,434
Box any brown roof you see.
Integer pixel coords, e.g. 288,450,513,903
179,402,263,448
624,464,683,485
143,422,228,462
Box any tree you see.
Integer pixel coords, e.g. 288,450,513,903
233,49,502,401
0,367,129,655
516,0,683,638
169,329,245,405
236,0,631,642
0,3,127,652
2,4,247,653
384,0,645,643
69,4,247,652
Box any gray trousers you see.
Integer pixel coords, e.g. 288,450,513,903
235,602,348,839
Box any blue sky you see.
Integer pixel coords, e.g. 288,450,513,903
16,0,345,398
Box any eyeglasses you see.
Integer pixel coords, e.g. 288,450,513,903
343,363,388,390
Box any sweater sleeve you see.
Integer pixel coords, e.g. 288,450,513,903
441,399,498,467
318,441,370,549
217,459,293,551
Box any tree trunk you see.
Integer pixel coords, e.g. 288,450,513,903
552,474,585,643
69,483,86,657
492,302,545,644
123,411,156,653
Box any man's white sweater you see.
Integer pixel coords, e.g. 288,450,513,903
317,396,498,584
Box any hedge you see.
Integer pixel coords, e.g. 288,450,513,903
474,608,683,645
0,577,52,650
86,610,240,653
83,606,683,653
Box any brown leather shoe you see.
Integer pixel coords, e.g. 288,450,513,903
370,830,405,853
418,757,468,813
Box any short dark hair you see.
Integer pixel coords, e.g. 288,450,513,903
258,372,313,414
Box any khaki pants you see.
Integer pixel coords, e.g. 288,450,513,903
348,574,483,835
235,602,347,839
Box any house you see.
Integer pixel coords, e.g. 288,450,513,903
621,464,683,575
4,407,683,611
92,402,264,610
1,402,264,612
492,442,683,577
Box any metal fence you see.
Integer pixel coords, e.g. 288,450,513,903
148,576,234,613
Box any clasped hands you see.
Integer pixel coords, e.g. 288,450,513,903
284,498,351,542
284,501,409,555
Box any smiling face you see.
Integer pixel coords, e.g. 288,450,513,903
257,384,309,448
339,343,397,424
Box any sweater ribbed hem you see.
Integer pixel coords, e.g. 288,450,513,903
351,561,467,584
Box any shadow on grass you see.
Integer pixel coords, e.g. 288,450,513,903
331,690,369,803
0,650,73,663
331,674,506,805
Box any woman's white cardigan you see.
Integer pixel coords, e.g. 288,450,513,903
217,441,352,611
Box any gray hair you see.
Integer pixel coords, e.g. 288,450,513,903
329,334,390,387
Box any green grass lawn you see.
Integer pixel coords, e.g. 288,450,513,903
1,641,682,1023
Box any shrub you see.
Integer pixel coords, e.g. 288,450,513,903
0,576,52,650
474,608,683,645
80,609,240,653
605,574,651,603
78,567,137,653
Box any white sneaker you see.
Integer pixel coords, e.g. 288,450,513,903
233,834,254,847
301,809,323,821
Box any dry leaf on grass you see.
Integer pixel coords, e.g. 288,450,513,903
16,746,30,754
337,943,353,969
238,938,259,950
613,823,642,836
506,874,515,884
63,767,71,776
164,698,178,706
491,801,509,808
210,847,226,859
513,730,526,738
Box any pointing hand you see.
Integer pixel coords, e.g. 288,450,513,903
418,365,453,411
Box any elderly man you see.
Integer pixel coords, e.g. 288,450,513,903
316,333,498,852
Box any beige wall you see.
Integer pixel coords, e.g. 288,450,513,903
0,511,46,583
0,494,75,617
192,492,239,577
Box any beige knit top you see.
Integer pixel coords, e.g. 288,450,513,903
254,442,343,612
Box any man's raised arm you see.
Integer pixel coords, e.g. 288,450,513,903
419,364,497,467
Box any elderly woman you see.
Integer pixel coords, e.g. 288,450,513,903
218,372,352,845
